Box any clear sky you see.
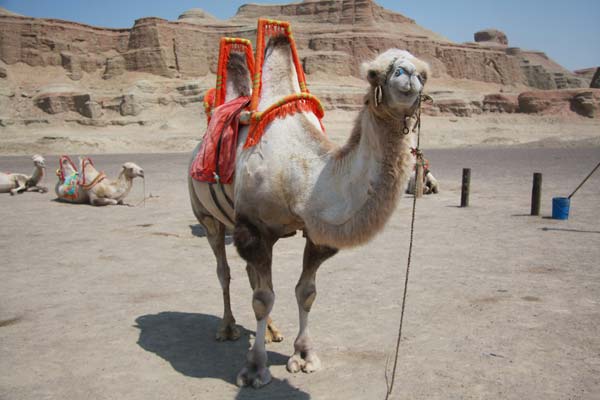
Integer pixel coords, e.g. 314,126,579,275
1,0,599,71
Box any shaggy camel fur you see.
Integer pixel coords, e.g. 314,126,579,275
189,38,429,388
78,158,144,206
0,155,48,195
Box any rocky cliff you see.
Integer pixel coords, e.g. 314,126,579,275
0,0,596,128
1,0,587,85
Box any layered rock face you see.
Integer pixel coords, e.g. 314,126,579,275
0,0,595,126
1,0,583,86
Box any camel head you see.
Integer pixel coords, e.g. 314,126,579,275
362,49,429,116
32,154,46,169
121,162,144,179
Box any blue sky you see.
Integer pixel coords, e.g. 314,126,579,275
1,0,598,71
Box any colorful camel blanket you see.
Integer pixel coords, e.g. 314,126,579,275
62,172,79,200
190,96,250,184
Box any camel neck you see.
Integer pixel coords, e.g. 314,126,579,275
30,166,45,185
304,105,412,248
114,171,133,195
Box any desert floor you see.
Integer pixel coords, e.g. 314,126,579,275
1,147,599,399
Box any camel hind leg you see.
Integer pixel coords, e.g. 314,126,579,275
189,178,239,341
287,237,337,374
202,215,240,341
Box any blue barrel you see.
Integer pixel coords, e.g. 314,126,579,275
552,197,570,220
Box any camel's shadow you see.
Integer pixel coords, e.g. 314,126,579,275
135,312,310,400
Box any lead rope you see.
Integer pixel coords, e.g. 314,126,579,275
133,177,146,207
385,94,430,400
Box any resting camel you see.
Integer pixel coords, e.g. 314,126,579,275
406,162,440,195
79,158,144,206
55,156,144,206
0,154,48,195
189,37,429,388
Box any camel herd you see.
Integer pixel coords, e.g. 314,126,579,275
1,18,441,390
0,154,144,206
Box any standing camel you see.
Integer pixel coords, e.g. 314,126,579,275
0,154,48,195
189,36,429,388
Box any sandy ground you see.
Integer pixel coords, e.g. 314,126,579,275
1,148,599,399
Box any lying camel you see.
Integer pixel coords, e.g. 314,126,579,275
0,154,48,195
79,157,144,206
406,158,440,195
55,156,144,206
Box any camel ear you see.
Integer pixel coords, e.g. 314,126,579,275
361,60,384,87
413,58,430,86
367,70,382,86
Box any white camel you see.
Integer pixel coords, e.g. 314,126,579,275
189,38,429,388
79,158,144,206
55,156,144,206
0,155,48,195
406,165,440,195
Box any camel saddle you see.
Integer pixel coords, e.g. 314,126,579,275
191,20,325,184
190,96,250,184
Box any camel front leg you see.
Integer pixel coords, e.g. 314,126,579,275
10,182,27,195
234,218,275,388
90,196,118,206
287,238,337,374
246,264,284,343
26,185,48,193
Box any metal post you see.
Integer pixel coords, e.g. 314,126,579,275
531,172,542,216
460,168,470,207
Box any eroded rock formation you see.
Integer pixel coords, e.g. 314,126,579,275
0,0,596,126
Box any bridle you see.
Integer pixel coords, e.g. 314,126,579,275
371,58,432,135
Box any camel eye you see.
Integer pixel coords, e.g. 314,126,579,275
394,67,406,77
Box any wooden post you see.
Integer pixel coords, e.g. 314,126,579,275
460,168,470,207
415,160,424,198
531,172,542,216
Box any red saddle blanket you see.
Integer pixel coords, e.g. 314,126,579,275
190,96,250,184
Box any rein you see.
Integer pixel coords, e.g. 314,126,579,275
384,92,432,400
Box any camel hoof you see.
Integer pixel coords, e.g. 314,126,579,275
265,325,284,343
286,354,305,373
236,365,272,388
216,321,240,341
287,352,321,374
302,354,321,373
